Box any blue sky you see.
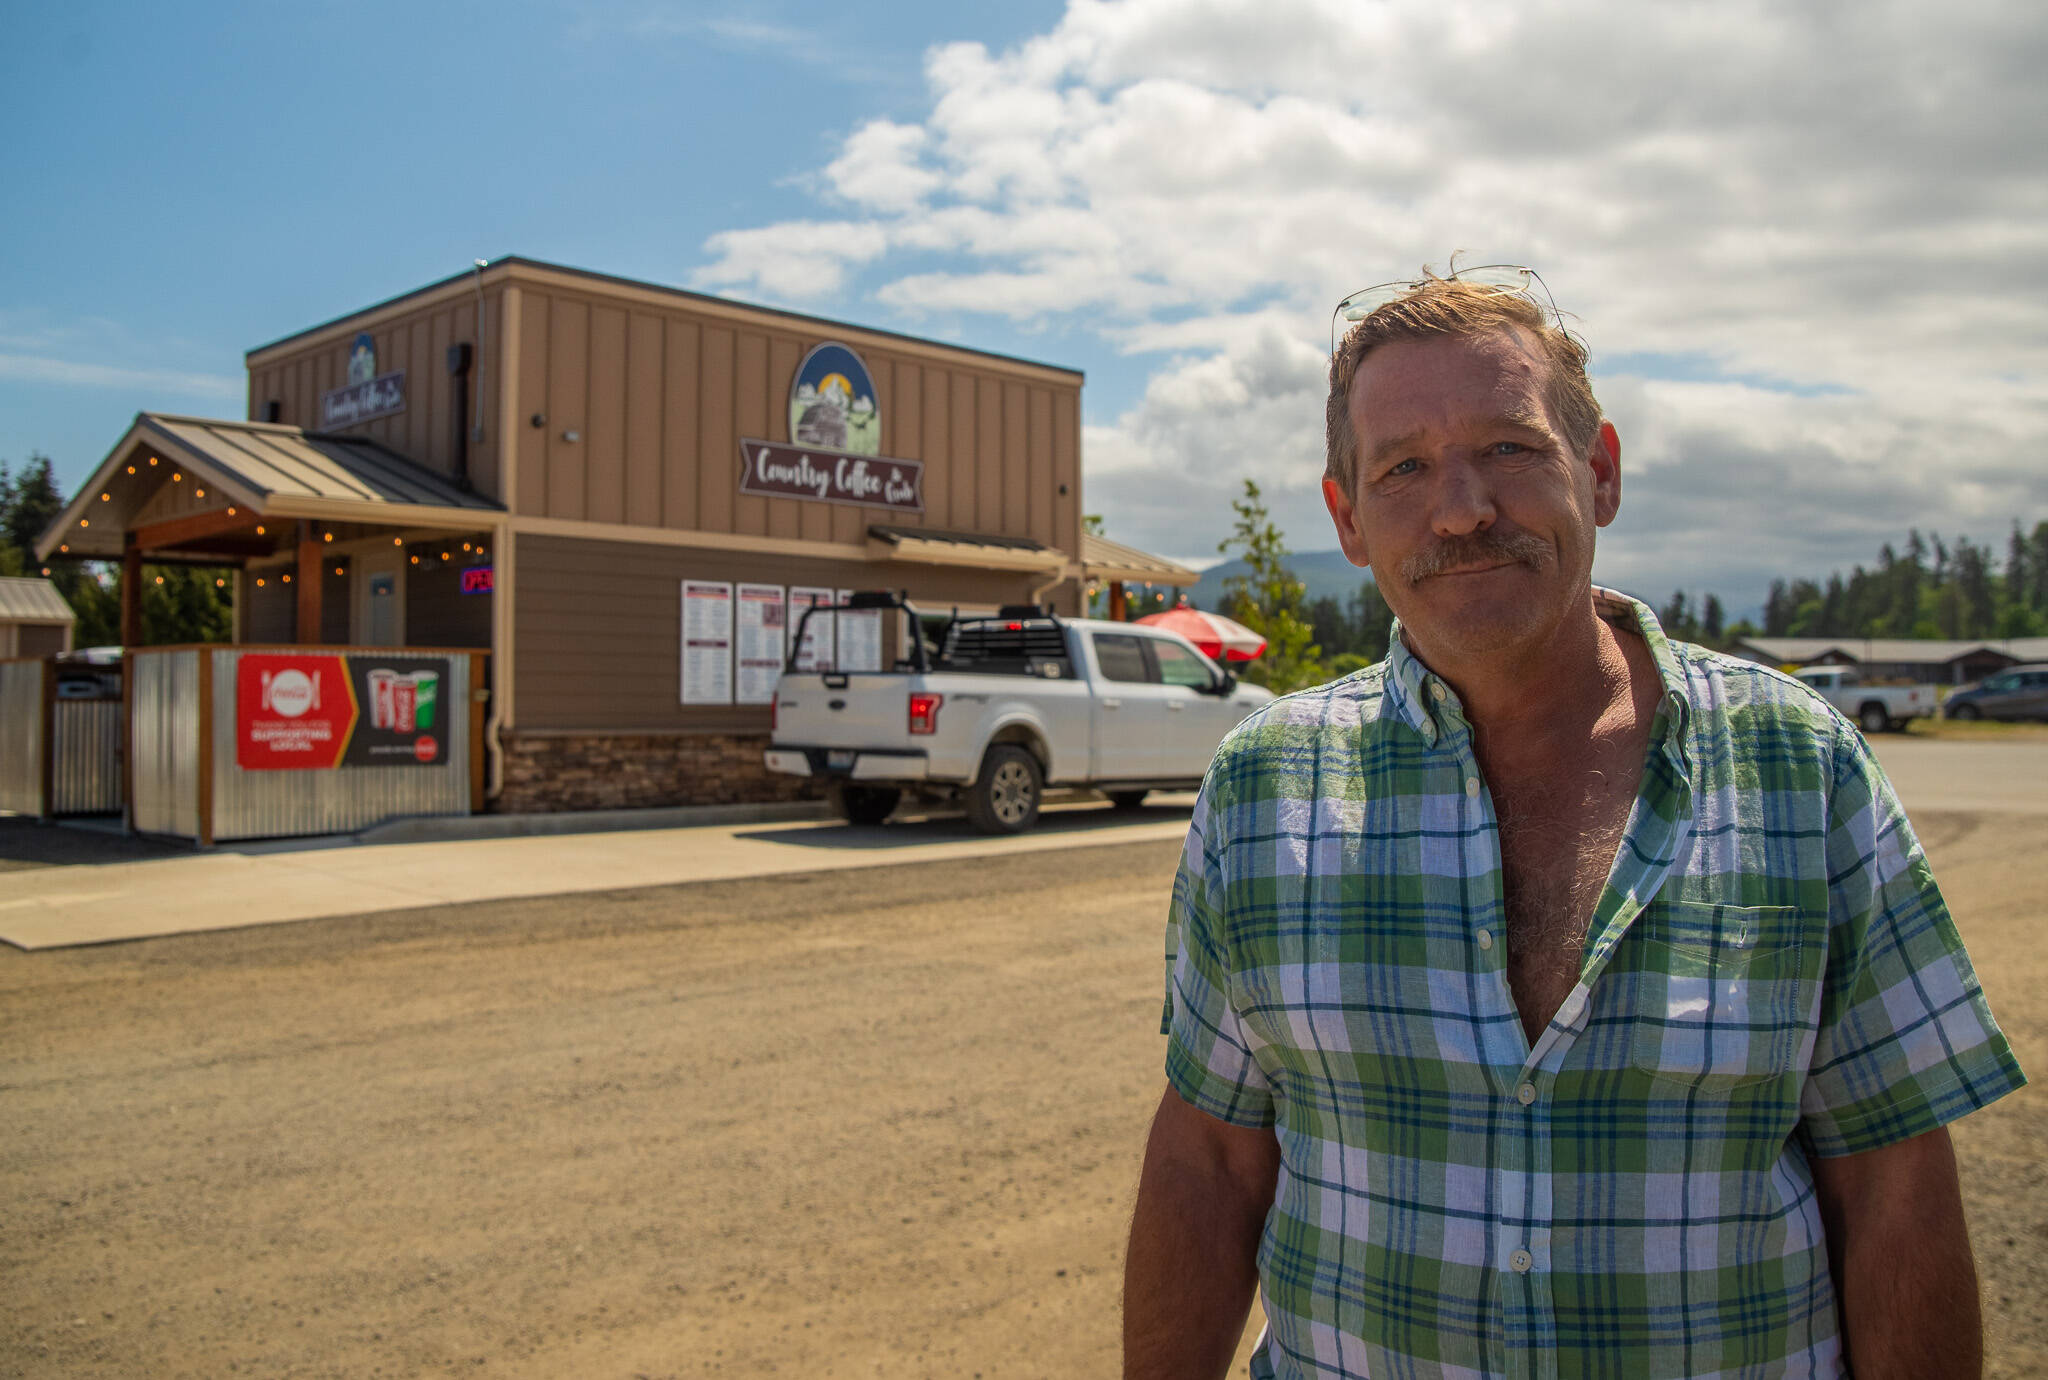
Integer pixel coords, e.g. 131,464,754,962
6,1,2045,618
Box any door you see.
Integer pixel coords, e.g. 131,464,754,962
352,552,406,647
1146,637,1231,777
1089,631,1166,779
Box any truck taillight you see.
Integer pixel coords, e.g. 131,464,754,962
908,692,943,735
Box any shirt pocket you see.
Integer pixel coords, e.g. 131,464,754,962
1629,902,1805,1092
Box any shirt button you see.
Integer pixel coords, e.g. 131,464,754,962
1430,681,1447,701
1476,929,1494,952
1516,1082,1537,1105
1465,777,1480,798
1510,1248,1533,1273
1422,722,1436,744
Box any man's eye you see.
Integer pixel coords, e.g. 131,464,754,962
1387,458,1419,476
1491,441,1527,456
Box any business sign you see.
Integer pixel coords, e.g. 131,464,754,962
736,339,922,513
460,566,494,595
236,652,451,770
737,441,924,513
791,342,878,454
320,330,405,428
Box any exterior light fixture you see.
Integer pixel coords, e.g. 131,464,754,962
323,532,333,542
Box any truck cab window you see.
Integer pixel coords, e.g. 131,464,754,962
1149,639,1213,688
1092,634,1151,684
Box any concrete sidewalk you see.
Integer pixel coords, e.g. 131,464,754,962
0,798,1197,950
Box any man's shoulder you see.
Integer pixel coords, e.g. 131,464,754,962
1666,640,1846,728
1216,663,1394,756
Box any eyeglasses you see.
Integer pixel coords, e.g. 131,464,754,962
1330,264,1564,355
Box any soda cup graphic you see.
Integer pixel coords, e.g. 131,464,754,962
409,671,439,729
392,677,418,733
368,669,399,730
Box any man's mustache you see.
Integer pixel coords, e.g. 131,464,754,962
1398,529,1553,585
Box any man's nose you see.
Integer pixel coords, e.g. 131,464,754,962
1429,457,1496,537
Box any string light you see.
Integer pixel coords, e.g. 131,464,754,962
59,544,69,553
392,537,402,546
255,524,266,535
282,573,292,583
462,542,471,551
256,578,265,587
333,566,344,576
172,472,182,482
323,532,333,543
42,567,50,576
195,488,205,498
126,465,136,475
154,575,164,585
227,507,237,516
100,492,110,501
79,518,89,527
440,551,450,561
215,578,225,588
149,457,158,467
410,555,419,565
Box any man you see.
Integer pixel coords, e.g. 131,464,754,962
1123,269,2025,1379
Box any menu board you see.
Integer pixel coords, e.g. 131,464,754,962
735,583,787,705
680,580,734,704
789,587,837,671
836,587,883,672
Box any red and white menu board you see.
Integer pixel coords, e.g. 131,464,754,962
681,580,734,704
735,583,787,704
789,587,836,671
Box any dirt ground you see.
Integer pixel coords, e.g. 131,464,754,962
2,814,2042,1378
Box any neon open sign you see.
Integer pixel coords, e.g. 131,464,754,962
460,566,494,595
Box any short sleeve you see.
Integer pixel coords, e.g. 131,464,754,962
1798,724,2027,1156
1160,769,1276,1128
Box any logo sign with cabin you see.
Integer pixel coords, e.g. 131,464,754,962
321,330,407,428
237,652,452,770
738,340,924,514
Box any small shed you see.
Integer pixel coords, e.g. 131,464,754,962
0,577,75,658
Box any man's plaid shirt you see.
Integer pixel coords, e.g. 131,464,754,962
1163,591,2025,1380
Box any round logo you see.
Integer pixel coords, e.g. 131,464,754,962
414,735,439,764
267,669,316,718
790,342,878,455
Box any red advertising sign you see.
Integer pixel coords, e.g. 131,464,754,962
237,654,357,769
236,652,453,770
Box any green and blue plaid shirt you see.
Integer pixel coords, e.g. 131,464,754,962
1163,590,2025,1380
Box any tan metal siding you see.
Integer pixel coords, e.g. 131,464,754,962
626,313,664,525
661,318,700,530
697,326,736,535
247,288,508,504
546,296,589,520
587,305,628,524
516,293,552,516
513,534,1049,733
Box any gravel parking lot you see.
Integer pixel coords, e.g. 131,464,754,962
2,812,2041,1378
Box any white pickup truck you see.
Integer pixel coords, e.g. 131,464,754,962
765,594,1274,832
1791,664,1939,734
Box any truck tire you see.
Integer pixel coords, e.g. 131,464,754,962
965,745,1041,835
830,783,901,826
1856,702,1890,734
1106,790,1149,811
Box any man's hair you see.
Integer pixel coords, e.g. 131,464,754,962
1324,275,1601,492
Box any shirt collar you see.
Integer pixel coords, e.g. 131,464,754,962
1382,586,1692,749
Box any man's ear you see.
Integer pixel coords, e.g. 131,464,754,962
1589,421,1622,528
1323,476,1373,569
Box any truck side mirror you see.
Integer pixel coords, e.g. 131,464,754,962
1215,669,1237,695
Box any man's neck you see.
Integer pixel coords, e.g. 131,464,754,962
1406,597,1648,762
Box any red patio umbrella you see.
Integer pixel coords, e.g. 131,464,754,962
1134,602,1267,662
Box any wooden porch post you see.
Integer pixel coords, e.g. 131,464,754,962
121,541,143,646
296,522,323,645
1108,581,1127,621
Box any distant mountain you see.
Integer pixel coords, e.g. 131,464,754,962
1181,549,1375,612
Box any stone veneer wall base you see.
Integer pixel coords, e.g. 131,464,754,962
495,732,823,813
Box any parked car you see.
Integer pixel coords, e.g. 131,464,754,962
766,594,1274,833
1941,663,2048,722
1790,665,1939,734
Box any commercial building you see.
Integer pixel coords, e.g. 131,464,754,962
32,257,1193,821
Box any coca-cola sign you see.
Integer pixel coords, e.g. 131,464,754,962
737,439,924,514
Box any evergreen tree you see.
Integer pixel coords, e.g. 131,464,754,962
1701,593,1724,644
1217,480,1325,693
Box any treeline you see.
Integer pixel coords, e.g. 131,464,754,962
0,452,233,648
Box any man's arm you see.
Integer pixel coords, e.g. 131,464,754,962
1809,1125,1983,1380
1124,1085,1281,1380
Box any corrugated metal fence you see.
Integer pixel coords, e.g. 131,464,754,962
129,645,483,843
52,700,122,814
0,659,43,815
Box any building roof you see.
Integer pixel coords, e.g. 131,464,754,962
39,413,502,560
1731,634,2048,667
246,256,1085,382
1079,533,1199,587
0,576,75,625
865,524,1065,574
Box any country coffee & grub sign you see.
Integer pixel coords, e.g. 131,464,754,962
738,340,923,514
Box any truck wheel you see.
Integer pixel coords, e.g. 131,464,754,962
1856,702,1890,734
830,783,901,826
966,746,1041,834
1107,790,1149,811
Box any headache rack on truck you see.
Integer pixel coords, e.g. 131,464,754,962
785,592,1074,680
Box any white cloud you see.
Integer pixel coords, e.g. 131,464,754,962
693,0,2048,615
